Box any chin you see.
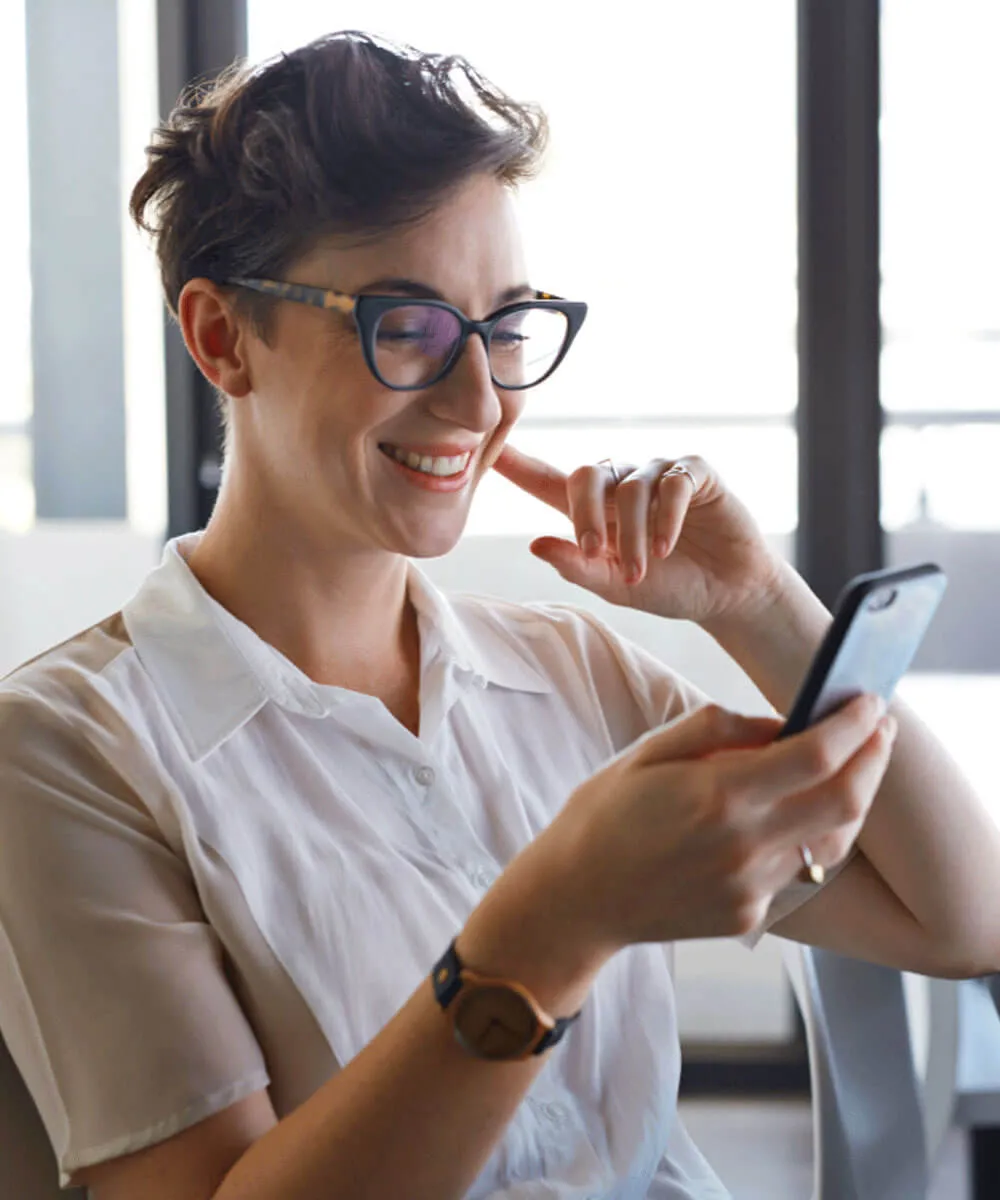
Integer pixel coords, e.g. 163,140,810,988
405,534,465,560
397,521,467,560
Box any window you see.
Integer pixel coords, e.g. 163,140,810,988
881,0,1000,533
4,0,165,532
248,2,798,539
119,0,168,536
0,0,34,532
882,0,1000,824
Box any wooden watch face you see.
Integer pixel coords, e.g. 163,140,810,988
453,984,538,1059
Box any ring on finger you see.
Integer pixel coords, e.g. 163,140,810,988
597,458,622,486
799,843,826,886
663,461,697,492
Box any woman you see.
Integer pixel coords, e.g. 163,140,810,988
0,30,996,1200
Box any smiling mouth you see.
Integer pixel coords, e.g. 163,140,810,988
378,443,474,478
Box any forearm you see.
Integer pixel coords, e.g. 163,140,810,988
855,697,1000,972
214,873,604,1200
703,557,1000,972
700,556,832,715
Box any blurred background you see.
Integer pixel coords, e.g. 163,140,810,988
1,0,998,1116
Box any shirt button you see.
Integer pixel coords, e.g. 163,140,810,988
543,1101,568,1127
468,865,497,890
528,1098,570,1130
414,765,435,786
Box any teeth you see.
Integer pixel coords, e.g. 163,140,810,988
385,445,472,477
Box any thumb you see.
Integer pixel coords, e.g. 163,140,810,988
631,704,783,766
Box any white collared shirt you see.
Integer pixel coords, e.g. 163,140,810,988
0,534,834,1196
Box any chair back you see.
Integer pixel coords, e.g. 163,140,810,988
781,941,929,1200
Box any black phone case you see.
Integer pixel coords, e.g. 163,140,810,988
778,562,948,739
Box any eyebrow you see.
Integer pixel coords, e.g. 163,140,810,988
357,277,536,308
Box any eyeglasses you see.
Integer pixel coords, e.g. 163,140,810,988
225,277,588,392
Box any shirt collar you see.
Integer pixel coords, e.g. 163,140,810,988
405,562,553,697
122,533,551,762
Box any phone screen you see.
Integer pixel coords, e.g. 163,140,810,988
779,563,948,738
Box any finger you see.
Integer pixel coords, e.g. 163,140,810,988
604,459,672,579
651,458,703,559
630,703,785,767
724,693,886,801
766,712,898,846
491,444,571,516
567,464,613,558
744,717,894,899
605,462,666,583
612,477,650,585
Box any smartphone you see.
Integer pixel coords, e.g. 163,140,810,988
778,562,948,738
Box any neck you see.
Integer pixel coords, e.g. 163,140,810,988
186,483,416,691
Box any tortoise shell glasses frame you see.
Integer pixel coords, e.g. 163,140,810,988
225,276,588,392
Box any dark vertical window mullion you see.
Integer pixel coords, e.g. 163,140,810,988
157,0,246,538
796,0,883,607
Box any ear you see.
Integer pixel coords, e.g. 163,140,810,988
177,279,253,399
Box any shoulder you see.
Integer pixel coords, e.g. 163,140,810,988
448,589,615,643
446,590,628,677
2,610,133,710
0,612,148,789
446,590,709,731
447,589,677,678
0,618,171,872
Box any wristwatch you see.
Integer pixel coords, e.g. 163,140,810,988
431,938,582,1061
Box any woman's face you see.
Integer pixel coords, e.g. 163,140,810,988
232,173,531,559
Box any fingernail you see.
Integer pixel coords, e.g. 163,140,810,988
883,714,899,740
580,531,600,557
872,695,888,719
627,560,643,584
653,537,669,558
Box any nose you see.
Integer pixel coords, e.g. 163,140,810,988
427,332,503,433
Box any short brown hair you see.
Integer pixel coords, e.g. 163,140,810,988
130,30,548,331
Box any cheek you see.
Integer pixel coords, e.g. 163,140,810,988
298,336,386,433
498,392,528,431
479,395,527,470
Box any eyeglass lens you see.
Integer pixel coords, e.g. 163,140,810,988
372,304,569,388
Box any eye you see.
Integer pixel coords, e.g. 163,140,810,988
492,329,528,346
376,326,424,343
491,313,528,349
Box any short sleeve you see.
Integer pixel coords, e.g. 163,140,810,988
737,843,861,950
0,689,269,1186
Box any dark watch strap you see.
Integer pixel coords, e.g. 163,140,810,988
432,938,582,1056
533,1010,580,1054
431,938,467,1008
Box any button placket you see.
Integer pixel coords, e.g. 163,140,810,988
404,765,475,869
405,758,501,897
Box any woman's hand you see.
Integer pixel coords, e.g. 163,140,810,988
476,694,896,967
491,443,782,627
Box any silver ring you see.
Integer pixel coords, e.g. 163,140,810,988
597,458,621,486
663,462,698,492
799,844,826,886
